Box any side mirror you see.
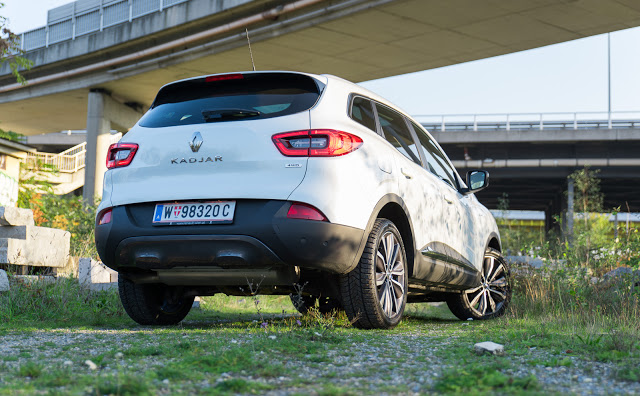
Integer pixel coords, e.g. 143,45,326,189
463,170,489,194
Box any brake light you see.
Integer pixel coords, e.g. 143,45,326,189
272,130,363,157
97,208,112,225
287,203,327,221
205,74,244,82
106,143,138,169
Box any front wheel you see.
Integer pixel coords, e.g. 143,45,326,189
118,277,194,325
447,248,511,320
340,218,407,329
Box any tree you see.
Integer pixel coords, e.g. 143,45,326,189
0,2,33,85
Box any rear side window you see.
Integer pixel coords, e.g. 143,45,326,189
139,73,322,128
411,121,457,189
350,96,377,132
376,105,421,165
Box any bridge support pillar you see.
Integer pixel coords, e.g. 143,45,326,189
83,90,143,204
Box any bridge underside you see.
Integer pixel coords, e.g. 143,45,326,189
439,136,640,216
3,0,640,134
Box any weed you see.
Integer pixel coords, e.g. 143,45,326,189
17,362,42,378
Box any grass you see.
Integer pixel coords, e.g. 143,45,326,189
0,271,638,395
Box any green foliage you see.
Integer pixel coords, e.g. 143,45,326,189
0,129,24,143
0,276,125,326
17,159,98,258
434,363,539,394
569,166,603,213
0,3,34,85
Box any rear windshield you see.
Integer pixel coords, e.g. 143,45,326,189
139,73,323,128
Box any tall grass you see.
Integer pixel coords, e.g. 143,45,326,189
0,276,125,327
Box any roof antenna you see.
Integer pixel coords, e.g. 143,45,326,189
245,28,256,71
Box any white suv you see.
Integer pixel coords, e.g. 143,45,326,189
95,71,511,329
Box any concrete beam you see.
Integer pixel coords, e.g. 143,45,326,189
432,129,640,144
83,90,142,203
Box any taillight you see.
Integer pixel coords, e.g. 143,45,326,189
106,143,138,169
97,208,112,225
287,203,327,221
272,130,363,157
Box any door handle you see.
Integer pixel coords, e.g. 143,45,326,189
401,168,412,179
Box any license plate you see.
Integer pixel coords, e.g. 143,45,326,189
152,201,235,225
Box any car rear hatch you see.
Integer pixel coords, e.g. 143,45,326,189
107,72,325,206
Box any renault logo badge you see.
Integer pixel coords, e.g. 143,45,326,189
189,132,203,152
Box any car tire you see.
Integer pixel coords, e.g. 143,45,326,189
340,218,407,329
447,248,512,320
118,277,194,325
290,294,342,314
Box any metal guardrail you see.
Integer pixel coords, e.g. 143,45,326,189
24,133,121,173
20,0,190,51
416,111,640,132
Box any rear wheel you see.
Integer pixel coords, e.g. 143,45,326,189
290,294,342,314
447,248,511,320
341,218,407,329
118,277,194,325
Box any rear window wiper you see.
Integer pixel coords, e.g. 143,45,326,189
202,108,261,122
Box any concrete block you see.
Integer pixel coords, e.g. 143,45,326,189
0,226,70,267
474,341,504,356
79,258,117,285
54,256,80,278
88,282,118,291
0,269,8,292
0,207,34,226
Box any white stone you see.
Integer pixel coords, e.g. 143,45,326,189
474,341,505,355
84,360,98,370
0,225,70,267
63,360,73,366
79,258,117,284
0,269,8,292
0,207,34,226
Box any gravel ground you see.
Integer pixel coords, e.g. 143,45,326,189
1,326,638,395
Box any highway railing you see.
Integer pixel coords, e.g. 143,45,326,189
416,111,640,132
20,0,190,52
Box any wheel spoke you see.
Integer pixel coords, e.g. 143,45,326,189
487,290,497,312
489,264,504,282
480,290,488,315
389,282,398,315
376,251,386,272
385,234,395,265
376,272,386,286
490,277,508,288
390,278,404,296
469,290,483,307
384,284,393,316
389,243,399,271
485,257,495,281
488,288,506,299
390,259,404,276
465,285,483,294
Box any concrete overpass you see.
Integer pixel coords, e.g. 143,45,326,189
425,113,640,229
3,0,640,202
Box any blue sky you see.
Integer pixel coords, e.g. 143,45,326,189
4,0,640,118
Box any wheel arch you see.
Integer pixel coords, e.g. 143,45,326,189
485,232,502,253
350,194,416,277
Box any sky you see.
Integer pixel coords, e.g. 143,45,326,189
3,0,640,119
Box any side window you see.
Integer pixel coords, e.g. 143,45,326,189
376,105,421,165
350,96,377,132
411,121,457,189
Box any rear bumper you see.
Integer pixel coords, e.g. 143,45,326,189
95,200,364,279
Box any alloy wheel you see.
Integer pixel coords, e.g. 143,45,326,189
375,231,405,318
463,253,509,317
